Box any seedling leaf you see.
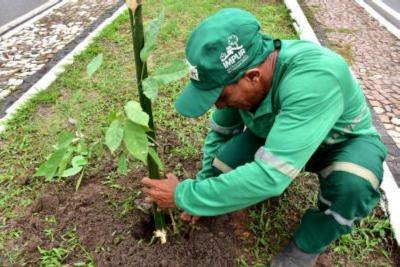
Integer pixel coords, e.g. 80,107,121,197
87,53,103,77
57,149,74,177
34,148,68,181
62,166,83,177
124,101,149,129
71,155,87,167
143,60,188,101
106,119,124,153
117,153,128,175
142,77,160,102
56,131,74,149
153,60,188,84
123,121,148,163
140,11,165,62
148,148,164,171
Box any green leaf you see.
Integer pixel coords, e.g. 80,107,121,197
87,53,103,77
140,11,165,62
142,77,161,102
143,60,188,101
76,141,89,155
123,121,149,163
56,131,74,149
124,101,149,129
71,155,87,167
117,153,128,175
34,148,68,181
62,166,83,177
57,148,74,177
153,60,188,84
105,119,124,153
148,147,164,171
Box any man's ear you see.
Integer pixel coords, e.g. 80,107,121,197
244,68,261,83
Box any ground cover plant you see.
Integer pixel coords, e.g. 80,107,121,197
0,0,397,266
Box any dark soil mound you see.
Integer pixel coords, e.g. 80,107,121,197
13,166,246,266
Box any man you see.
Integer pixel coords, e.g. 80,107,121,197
141,8,386,266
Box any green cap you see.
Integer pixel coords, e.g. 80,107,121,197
175,8,276,117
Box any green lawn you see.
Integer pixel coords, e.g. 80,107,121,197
0,0,395,266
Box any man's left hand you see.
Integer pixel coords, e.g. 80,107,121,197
141,173,179,209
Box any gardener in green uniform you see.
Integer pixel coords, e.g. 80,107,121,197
141,8,386,266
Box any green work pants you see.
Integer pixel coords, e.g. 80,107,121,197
202,129,387,254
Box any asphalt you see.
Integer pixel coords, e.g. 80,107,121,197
383,0,400,13
0,0,49,27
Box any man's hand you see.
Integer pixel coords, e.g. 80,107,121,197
180,212,200,224
141,173,179,209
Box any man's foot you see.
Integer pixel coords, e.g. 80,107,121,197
270,242,319,267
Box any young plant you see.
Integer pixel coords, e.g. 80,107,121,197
104,2,188,243
34,130,90,191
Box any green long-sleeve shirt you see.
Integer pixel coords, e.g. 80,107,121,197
174,40,378,216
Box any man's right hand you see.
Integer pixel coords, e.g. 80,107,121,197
180,212,200,224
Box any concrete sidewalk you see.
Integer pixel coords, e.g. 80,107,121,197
0,0,122,117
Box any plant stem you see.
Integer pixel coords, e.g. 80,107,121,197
128,4,166,231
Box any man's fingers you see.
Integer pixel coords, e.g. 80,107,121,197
141,177,158,187
143,187,157,196
191,216,200,224
180,212,191,221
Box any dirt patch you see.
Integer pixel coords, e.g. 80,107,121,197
11,159,246,266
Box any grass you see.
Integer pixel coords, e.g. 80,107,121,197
0,0,395,266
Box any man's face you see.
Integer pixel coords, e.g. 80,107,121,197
215,70,266,110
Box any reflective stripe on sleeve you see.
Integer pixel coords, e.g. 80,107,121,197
255,147,301,179
342,105,367,134
325,209,359,227
212,158,233,173
320,162,379,190
209,119,243,136
318,193,332,206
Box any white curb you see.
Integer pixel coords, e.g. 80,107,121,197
0,4,128,133
284,0,400,245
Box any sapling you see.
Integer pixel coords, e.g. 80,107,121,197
34,130,90,191
103,1,188,244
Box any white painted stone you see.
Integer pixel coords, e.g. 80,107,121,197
391,117,400,126
8,79,23,86
0,89,11,99
373,106,384,114
388,130,400,138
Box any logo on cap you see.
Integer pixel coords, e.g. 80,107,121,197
220,34,248,73
186,59,200,81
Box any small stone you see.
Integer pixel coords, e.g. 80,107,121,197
383,123,394,130
369,100,381,107
373,106,384,114
391,117,400,126
388,130,400,138
8,79,23,86
378,115,390,123
217,231,226,238
68,118,77,125
0,90,11,99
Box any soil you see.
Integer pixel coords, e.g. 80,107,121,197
3,130,398,266
11,167,247,266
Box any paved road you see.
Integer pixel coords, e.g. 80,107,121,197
383,0,400,13
0,0,48,27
